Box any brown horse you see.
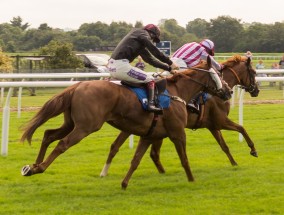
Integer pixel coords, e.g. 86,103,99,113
100,55,259,177
20,59,232,189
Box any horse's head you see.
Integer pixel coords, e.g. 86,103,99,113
222,55,260,97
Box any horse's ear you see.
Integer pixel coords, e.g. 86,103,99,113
247,57,251,66
207,55,212,68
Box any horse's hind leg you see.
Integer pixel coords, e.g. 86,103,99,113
35,125,74,165
121,138,152,189
170,133,194,182
100,131,131,177
22,127,91,176
209,129,238,166
150,139,165,173
34,112,74,164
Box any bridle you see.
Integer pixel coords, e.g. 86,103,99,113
222,60,258,94
178,67,230,100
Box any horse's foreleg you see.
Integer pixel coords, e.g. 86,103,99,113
100,131,131,177
222,119,258,157
236,125,257,157
121,138,152,189
170,133,194,182
22,128,89,176
209,129,238,166
150,139,165,173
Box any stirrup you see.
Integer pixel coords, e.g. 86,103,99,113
147,105,163,114
187,103,200,114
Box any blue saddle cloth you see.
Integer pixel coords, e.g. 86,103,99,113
127,87,171,110
196,92,209,104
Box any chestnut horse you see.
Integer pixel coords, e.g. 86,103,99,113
100,55,259,177
20,59,232,189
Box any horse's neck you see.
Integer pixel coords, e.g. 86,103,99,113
169,75,206,103
223,68,240,89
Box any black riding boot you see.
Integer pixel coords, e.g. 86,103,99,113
147,81,163,114
187,99,200,114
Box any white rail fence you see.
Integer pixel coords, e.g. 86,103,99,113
1,70,284,156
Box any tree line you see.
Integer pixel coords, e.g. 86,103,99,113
1,16,284,53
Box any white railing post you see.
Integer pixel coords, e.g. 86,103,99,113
1,87,13,156
17,87,23,118
0,87,4,106
238,89,245,142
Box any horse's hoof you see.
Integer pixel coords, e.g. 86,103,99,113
99,173,107,177
21,165,32,176
121,182,128,190
250,151,258,157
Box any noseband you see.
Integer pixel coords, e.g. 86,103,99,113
224,62,257,94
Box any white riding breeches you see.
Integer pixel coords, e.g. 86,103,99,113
209,68,222,90
170,57,187,69
108,58,154,83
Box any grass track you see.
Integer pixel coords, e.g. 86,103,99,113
0,89,283,215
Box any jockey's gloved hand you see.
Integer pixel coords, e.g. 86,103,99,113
152,72,160,78
219,64,225,71
170,62,179,70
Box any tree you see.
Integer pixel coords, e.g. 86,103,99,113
73,35,102,51
38,23,52,31
208,16,244,52
240,22,268,52
160,19,188,51
263,22,284,52
134,21,143,28
78,22,109,40
10,16,30,30
20,27,71,51
0,48,13,72
162,19,186,37
186,18,209,38
0,23,23,52
39,40,83,69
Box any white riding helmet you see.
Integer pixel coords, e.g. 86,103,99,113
200,39,215,56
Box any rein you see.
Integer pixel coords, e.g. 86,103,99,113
224,61,257,93
226,67,241,84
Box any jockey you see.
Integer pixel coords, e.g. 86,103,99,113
108,24,178,113
171,39,224,114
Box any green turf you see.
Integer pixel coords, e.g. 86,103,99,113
0,88,283,215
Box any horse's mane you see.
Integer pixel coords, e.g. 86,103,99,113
167,60,208,83
222,55,247,67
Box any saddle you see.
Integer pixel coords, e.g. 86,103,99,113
121,79,167,94
121,79,170,111
121,79,169,136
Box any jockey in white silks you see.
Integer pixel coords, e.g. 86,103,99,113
108,24,178,113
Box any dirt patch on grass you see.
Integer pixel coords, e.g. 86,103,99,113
243,100,284,104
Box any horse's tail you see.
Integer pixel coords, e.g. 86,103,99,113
20,82,81,144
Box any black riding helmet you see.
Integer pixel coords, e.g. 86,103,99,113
143,24,161,43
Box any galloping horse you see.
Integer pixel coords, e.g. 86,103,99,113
100,55,259,177
20,58,232,189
